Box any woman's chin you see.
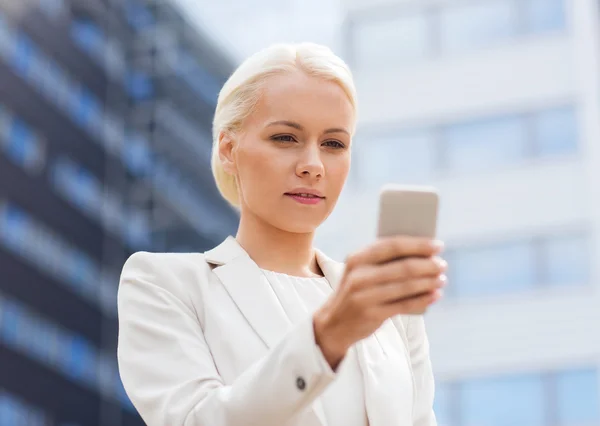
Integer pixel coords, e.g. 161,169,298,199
275,218,324,235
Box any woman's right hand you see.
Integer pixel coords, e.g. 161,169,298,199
313,236,447,369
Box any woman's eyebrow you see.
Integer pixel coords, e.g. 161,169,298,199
266,120,349,135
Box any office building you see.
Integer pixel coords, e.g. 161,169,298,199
316,0,600,424
0,0,237,424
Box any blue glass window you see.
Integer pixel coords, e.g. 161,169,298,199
6,118,33,166
68,251,96,293
533,106,578,157
354,13,432,66
542,234,589,286
126,209,151,248
556,368,600,424
525,0,566,33
73,165,100,212
0,392,16,425
50,158,101,215
452,241,536,297
102,114,125,153
70,19,103,56
64,335,96,382
0,300,22,347
105,42,126,78
36,58,69,107
460,374,545,426
12,33,35,77
442,115,526,173
361,131,435,188
124,133,153,176
441,0,518,53
71,87,101,129
1,392,48,426
126,71,154,100
31,319,59,365
124,0,155,30
433,382,454,426
0,203,29,252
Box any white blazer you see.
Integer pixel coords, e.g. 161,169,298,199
117,236,437,426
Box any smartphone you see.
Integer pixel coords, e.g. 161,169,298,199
376,184,439,239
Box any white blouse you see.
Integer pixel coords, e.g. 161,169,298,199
261,269,369,426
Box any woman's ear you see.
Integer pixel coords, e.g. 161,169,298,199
218,131,237,175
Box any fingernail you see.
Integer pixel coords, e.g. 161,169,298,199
438,274,448,287
434,257,448,271
431,289,443,302
430,240,444,252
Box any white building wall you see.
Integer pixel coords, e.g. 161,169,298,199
319,0,600,389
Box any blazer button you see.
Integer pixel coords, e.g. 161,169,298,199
296,376,306,391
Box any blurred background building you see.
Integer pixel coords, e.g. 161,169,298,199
316,0,600,425
0,0,237,424
0,0,599,424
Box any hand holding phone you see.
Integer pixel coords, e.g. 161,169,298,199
313,185,446,369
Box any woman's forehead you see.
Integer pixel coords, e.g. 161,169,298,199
249,73,355,128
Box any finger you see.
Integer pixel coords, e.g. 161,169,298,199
349,256,447,291
346,236,444,270
359,275,446,304
378,289,443,318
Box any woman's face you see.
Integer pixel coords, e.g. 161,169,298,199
221,70,354,234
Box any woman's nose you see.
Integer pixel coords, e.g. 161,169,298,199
296,147,324,179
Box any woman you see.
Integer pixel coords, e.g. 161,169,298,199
117,43,447,426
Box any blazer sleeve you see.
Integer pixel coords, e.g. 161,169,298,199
117,252,337,426
394,315,437,426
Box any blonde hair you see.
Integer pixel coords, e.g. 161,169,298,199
211,42,357,208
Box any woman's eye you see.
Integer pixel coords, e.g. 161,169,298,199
272,135,296,142
323,140,345,149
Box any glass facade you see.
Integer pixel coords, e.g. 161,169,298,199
350,0,568,67
436,368,600,426
442,114,527,173
0,1,237,424
358,130,436,188
353,12,432,66
446,233,589,299
440,0,518,53
355,105,579,186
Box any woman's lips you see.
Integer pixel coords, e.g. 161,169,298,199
285,193,324,205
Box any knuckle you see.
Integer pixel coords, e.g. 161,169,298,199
394,261,408,280
403,259,418,276
427,258,440,275
344,270,359,290
428,276,441,290
422,238,436,253
394,237,405,253
383,236,400,256
407,279,424,295
345,253,358,269
347,268,367,291
346,293,361,310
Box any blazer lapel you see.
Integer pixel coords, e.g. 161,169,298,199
205,236,292,349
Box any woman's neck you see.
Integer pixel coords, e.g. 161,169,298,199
235,210,322,278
